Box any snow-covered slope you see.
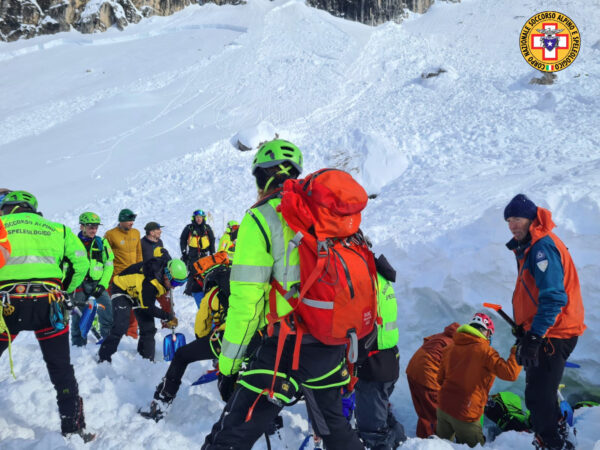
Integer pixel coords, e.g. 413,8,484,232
1,0,599,448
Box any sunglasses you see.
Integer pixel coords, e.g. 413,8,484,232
165,268,187,287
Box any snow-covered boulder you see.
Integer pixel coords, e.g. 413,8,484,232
231,122,278,152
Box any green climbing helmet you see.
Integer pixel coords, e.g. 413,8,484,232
252,139,303,176
167,259,188,282
0,190,38,212
79,212,102,225
227,220,239,228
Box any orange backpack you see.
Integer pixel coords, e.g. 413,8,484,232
267,168,378,364
245,169,378,420
192,251,230,287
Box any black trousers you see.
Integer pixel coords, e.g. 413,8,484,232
161,336,215,396
525,336,577,448
202,337,364,450
0,296,85,433
98,295,158,361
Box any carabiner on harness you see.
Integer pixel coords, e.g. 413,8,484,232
1,291,14,316
48,290,68,331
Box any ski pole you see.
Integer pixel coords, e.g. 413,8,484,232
483,302,518,328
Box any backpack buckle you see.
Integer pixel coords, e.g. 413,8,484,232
316,240,328,256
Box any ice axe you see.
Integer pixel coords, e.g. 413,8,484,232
483,302,517,328
163,289,186,361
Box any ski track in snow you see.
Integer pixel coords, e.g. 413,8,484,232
1,0,600,448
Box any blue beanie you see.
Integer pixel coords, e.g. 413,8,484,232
504,194,537,220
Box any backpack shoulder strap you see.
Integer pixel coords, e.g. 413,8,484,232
248,210,271,254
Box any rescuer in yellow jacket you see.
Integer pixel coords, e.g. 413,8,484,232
140,256,234,422
0,191,94,441
202,140,362,450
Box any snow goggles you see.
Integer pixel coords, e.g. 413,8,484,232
165,268,187,287
193,209,206,217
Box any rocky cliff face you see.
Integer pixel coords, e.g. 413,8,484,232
0,0,241,41
0,0,454,42
306,0,404,25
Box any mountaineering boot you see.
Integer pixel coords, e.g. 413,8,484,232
139,399,171,422
60,396,95,443
533,434,575,450
139,377,175,422
557,416,577,449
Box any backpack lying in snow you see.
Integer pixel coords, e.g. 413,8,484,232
485,391,531,432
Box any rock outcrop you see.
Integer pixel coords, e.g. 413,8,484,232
306,0,404,25
1,0,458,42
0,0,202,41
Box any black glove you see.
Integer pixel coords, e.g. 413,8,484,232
181,252,188,264
512,324,525,339
516,332,543,368
91,285,106,299
217,373,238,402
512,324,525,345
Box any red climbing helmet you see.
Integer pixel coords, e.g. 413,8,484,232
470,312,495,336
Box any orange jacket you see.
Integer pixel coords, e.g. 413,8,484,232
104,226,142,276
0,218,10,268
509,207,585,339
438,325,521,422
406,322,459,390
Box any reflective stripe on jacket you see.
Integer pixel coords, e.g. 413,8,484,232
509,207,585,338
218,196,300,376
376,273,399,350
0,212,89,293
437,324,521,422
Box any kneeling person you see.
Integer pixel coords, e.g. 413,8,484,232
436,313,521,447
97,254,185,362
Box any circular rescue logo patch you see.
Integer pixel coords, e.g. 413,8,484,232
519,11,580,72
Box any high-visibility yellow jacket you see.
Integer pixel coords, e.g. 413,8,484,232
0,212,89,293
218,196,300,376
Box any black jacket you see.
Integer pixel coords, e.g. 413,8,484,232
141,236,164,262
111,259,171,320
179,222,215,259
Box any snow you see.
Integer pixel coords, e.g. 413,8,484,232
1,0,600,448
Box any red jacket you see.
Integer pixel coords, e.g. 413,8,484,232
406,322,459,390
438,325,521,422
510,207,585,338
0,218,10,268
